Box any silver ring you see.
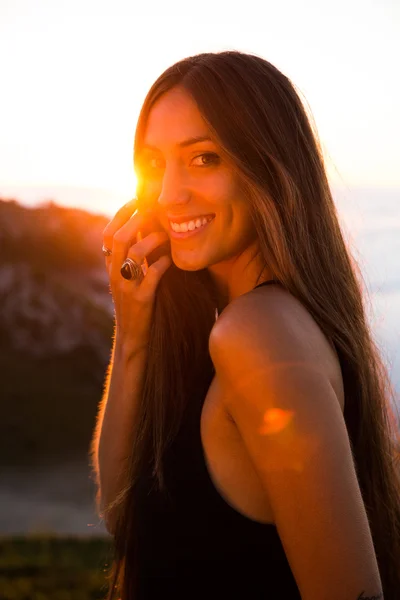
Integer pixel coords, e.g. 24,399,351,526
120,258,144,282
102,244,112,257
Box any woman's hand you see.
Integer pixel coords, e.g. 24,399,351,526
102,198,172,357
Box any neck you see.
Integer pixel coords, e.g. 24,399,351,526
208,242,274,315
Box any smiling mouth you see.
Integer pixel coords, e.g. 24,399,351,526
169,214,214,232
168,215,215,239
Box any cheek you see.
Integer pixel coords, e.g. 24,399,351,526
207,178,253,235
137,180,161,210
228,200,256,246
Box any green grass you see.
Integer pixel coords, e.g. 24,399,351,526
0,536,114,600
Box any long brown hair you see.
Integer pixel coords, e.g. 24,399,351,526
103,50,400,598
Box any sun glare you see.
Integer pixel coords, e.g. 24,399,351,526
132,171,138,199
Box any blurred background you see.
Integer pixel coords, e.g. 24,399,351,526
0,0,399,597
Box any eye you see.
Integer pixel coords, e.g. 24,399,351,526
190,152,220,167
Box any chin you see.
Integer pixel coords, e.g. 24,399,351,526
171,250,211,272
172,258,207,272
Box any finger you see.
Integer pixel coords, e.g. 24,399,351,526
105,260,112,289
109,213,145,276
106,206,161,264
112,231,169,282
102,198,138,247
104,254,112,274
140,254,173,297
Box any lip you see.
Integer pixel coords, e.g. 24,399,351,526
168,215,215,240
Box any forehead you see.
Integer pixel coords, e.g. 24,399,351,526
142,87,211,148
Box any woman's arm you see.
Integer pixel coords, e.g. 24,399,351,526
90,330,147,536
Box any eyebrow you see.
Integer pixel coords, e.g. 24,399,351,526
142,135,213,151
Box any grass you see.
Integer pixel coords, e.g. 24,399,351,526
0,536,114,600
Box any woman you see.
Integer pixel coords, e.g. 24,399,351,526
91,51,400,599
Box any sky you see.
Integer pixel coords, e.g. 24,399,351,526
0,0,399,218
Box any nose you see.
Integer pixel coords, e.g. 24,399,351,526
157,163,191,209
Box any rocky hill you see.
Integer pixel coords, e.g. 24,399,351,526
0,198,114,468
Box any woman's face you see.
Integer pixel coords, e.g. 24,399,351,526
138,86,257,272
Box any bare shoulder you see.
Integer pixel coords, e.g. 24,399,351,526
209,283,343,411
210,283,332,369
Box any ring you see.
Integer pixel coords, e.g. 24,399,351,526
102,244,112,257
120,258,144,282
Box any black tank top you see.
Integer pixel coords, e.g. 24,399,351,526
134,279,301,598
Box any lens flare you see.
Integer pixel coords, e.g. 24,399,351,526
259,408,305,473
259,408,295,436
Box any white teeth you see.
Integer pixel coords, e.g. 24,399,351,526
170,216,213,233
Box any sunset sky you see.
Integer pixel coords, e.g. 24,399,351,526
0,0,398,217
